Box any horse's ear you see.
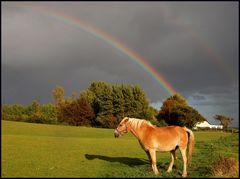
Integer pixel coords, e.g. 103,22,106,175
124,117,129,123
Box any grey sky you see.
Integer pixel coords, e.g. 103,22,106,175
2,2,239,127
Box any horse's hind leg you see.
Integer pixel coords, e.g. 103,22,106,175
149,149,159,175
179,147,187,177
167,150,176,173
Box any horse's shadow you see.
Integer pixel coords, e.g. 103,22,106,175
85,154,149,167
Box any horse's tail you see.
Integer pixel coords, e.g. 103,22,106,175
183,127,195,164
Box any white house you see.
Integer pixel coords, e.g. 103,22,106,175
193,120,223,130
210,124,224,129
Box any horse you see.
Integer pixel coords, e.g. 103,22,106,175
114,117,195,177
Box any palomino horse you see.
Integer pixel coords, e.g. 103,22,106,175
114,117,195,177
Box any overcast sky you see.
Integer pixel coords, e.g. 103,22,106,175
2,2,239,127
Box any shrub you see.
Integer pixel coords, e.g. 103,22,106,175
211,156,239,177
2,102,58,124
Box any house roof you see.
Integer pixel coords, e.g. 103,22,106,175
195,120,223,128
196,120,211,125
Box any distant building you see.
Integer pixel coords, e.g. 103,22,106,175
193,120,223,130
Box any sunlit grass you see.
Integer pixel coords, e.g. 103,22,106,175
2,120,238,177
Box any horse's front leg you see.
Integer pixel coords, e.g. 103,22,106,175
138,140,152,164
145,150,152,164
149,149,159,175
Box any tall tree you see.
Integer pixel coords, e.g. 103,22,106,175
132,85,150,119
112,85,125,122
88,81,114,127
121,84,135,117
52,85,68,123
60,96,95,126
80,89,95,107
158,94,206,128
52,85,65,106
214,114,234,131
85,81,155,128
30,99,42,116
27,99,45,123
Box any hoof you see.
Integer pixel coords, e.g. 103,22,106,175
182,173,187,177
167,169,172,173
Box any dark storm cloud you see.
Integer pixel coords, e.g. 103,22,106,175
191,94,206,101
187,90,239,127
2,2,238,126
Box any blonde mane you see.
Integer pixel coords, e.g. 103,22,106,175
127,118,154,130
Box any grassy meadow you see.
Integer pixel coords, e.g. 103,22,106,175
2,120,239,177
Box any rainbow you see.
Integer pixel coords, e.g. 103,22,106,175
20,4,178,95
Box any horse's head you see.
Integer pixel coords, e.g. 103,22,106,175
114,117,129,138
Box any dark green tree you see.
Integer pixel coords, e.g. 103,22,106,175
112,85,125,123
132,85,150,119
80,89,95,107
88,81,114,127
121,84,135,117
158,94,206,128
85,81,154,128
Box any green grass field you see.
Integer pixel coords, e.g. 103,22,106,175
2,120,239,177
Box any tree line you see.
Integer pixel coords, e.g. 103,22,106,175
1,81,234,130
2,100,57,124
52,81,157,128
